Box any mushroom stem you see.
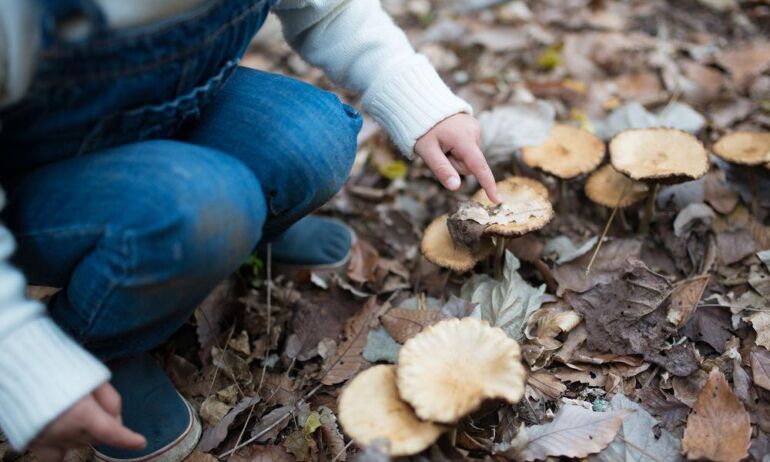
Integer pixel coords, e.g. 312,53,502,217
512,153,522,176
494,237,507,279
585,204,619,276
750,169,759,215
558,179,567,215
639,183,659,235
619,208,630,232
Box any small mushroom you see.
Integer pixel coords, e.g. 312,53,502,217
712,131,770,214
521,124,605,209
610,128,709,233
396,317,527,423
585,164,649,209
338,365,445,456
471,176,551,203
421,214,494,272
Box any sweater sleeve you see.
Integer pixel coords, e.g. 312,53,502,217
0,187,111,450
273,0,471,156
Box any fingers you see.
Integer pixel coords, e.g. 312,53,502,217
447,156,471,176
93,383,122,419
86,411,146,450
452,142,501,204
32,446,66,462
417,139,462,191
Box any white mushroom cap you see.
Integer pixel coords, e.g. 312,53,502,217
713,131,770,165
396,318,527,424
338,365,445,456
521,124,605,179
610,128,709,184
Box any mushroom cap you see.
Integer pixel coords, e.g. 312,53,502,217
713,131,770,165
585,164,649,208
609,128,709,184
339,365,445,456
396,317,527,424
473,176,551,202
520,124,605,179
475,182,554,237
421,214,493,272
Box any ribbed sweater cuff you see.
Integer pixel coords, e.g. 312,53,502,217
0,316,110,450
361,54,472,158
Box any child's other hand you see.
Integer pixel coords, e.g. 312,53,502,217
30,383,146,462
415,113,501,204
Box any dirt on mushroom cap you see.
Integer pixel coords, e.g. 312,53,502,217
713,131,770,165
609,128,709,183
421,214,493,272
396,317,527,424
338,365,445,456
520,124,605,179
474,183,554,237
585,164,649,208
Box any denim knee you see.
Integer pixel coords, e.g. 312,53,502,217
52,141,267,357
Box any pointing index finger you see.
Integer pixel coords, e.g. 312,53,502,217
452,143,501,204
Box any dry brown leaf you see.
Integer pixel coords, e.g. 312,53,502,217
667,275,710,329
230,445,294,462
380,308,446,343
682,369,751,462
526,371,567,401
745,311,770,350
321,297,389,385
714,41,770,84
751,348,770,392
347,239,380,284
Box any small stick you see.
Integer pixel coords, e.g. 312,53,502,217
618,207,630,231
585,184,630,276
585,205,618,276
639,183,659,235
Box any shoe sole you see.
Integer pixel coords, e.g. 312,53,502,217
271,225,358,275
92,398,201,462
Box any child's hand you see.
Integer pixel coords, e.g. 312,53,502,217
30,383,146,462
415,113,501,204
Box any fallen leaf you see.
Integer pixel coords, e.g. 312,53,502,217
752,348,770,392
321,297,389,385
362,327,401,363
478,103,555,163
714,40,770,84
230,445,294,462
461,251,546,341
504,405,632,461
197,395,261,452
637,387,690,432
553,239,642,295
592,394,682,462
746,311,770,350
682,369,751,462
199,395,233,426
682,305,733,353
347,240,380,284
717,228,758,266
380,308,446,343
668,275,710,328
527,371,567,401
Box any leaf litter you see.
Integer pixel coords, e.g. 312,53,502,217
20,1,765,461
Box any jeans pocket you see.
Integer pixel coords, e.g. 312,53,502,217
78,58,240,154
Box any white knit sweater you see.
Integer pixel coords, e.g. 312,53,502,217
0,0,470,450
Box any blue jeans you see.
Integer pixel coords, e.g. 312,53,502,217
0,0,362,360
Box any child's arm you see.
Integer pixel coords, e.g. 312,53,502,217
275,0,500,202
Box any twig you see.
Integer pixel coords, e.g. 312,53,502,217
586,184,629,275
639,183,659,235
332,441,354,462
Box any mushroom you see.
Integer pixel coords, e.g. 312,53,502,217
421,178,553,275
521,124,605,210
421,214,494,272
396,317,527,423
338,365,445,456
610,128,709,234
585,164,649,209
471,176,551,203
712,131,770,214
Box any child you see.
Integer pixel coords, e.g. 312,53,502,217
0,0,499,460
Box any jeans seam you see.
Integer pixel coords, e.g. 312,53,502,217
37,1,265,86
15,224,104,239
75,227,134,343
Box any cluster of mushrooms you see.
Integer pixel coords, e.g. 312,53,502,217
420,125,770,272
338,317,527,456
